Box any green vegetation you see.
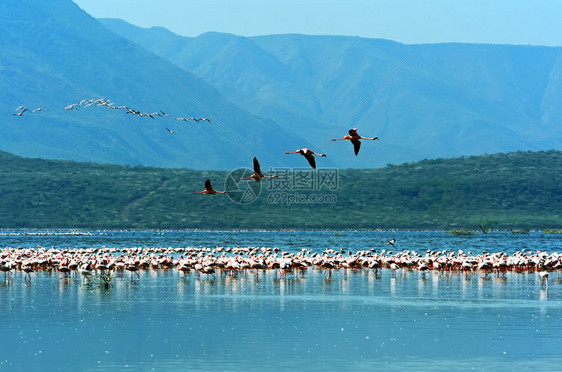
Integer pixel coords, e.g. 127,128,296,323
448,230,475,236
83,272,115,290
1,150,561,229
543,229,562,234
510,229,530,234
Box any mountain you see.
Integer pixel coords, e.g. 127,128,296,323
1,148,561,229
100,18,562,168
0,0,318,170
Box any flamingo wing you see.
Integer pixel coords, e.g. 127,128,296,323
253,157,262,174
349,128,358,136
351,139,361,155
304,153,317,169
204,179,213,192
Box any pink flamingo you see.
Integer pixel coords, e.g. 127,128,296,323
332,128,378,155
285,148,326,169
192,179,228,195
126,264,140,280
239,157,278,182
22,266,34,281
58,265,71,279
0,262,13,280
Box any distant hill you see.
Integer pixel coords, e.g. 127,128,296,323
100,18,562,168
0,0,315,170
1,149,561,229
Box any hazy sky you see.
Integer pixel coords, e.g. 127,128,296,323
73,0,562,46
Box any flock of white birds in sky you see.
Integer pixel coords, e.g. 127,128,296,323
13,99,380,194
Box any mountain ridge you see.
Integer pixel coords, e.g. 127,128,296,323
0,0,316,170
99,18,562,168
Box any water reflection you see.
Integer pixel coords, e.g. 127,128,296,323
3,229,562,256
1,264,562,371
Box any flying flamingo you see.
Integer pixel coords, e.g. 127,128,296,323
13,108,27,116
385,239,396,247
239,157,278,182
193,179,228,195
193,118,211,123
285,148,326,169
332,128,379,155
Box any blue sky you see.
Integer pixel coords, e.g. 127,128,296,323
73,0,562,46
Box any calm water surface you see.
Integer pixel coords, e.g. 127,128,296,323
1,230,561,371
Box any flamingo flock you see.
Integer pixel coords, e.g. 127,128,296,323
12,101,380,193
11,99,208,135
1,245,559,286
199,129,379,193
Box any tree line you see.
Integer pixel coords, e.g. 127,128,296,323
1,150,561,229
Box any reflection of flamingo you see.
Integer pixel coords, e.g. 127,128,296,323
390,263,399,275
240,157,278,182
193,179,228,194
332,128,378,155
539,271,549,289
285,148,326,169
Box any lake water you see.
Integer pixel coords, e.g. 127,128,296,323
1,230,561,371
